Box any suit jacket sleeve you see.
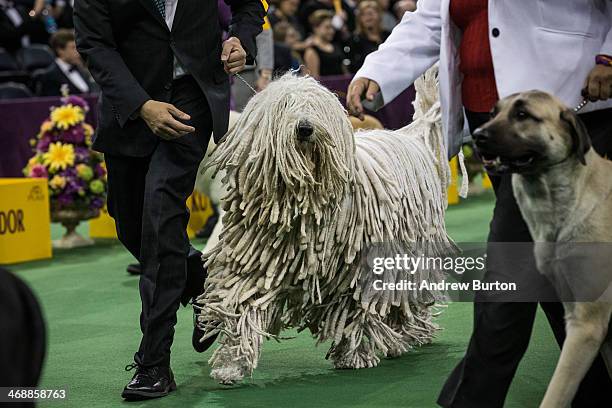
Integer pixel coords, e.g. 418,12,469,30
224,0,266,61
73,0,150,127
353,0,441,106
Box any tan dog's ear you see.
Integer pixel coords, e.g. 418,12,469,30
560,109,591,165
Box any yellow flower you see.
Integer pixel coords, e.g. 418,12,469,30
51,105,84,130
49,175,66,190
40,120,53,133
28,155,42,167
43,142,75,171
83,123,94,137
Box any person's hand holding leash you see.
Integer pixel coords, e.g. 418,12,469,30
139,100,195,140
584,57,612,101
221,36,247,74
347,77,380,120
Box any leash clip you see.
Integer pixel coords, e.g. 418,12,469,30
574,98,589,113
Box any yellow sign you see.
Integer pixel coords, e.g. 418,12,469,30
89,190,213,240
186,191,214,239
482,172,493,190
0,178,52,264
448,157,460,205
89,205,117,239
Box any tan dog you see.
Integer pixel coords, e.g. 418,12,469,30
473,90,612,407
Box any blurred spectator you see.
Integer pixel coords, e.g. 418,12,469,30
378,0,397,32
393,0,417,20
37,29,97,95
299,0,355,37
0,267,46,407
0,0,49,54
269,0,304,37
50,0,74,29
303,10,347,78
273,21,302,73
348,0,389,73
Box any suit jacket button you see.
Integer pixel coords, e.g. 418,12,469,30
164,82,172,91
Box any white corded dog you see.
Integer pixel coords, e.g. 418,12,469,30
195,68,456,384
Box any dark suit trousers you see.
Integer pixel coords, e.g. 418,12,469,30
105,75,212,368
438,108,612,408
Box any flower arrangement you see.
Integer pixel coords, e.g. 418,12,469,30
24,95,107,213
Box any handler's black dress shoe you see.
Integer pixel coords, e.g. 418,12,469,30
121,364,176,401
126,263,142,275
192,306,219,353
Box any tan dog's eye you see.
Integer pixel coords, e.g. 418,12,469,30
514,109,541,122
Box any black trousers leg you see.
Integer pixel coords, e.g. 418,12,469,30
105,75,211,368
438,109,612,408
105,155,149,260
134,76,212,368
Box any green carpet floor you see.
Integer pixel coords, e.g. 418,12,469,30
9,191,559,408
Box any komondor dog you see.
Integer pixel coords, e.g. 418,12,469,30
196,113,384,252
195,68,456,384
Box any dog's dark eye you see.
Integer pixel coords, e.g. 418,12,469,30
516,110,529,121
490,107,499,119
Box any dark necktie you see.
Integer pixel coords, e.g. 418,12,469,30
152,0,165,19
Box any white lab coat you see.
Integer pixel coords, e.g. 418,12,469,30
354,0,612,157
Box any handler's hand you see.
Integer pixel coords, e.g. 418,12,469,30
221,36,247,74
139,100,195,140
584,64,612,101
347,77,380,120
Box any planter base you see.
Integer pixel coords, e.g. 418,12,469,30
53,230,94,249
51,208,99,249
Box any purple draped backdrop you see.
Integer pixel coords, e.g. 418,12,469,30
0,78,414,178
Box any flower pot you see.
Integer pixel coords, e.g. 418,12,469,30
51,207,100,249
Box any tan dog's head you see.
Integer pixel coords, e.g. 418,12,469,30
473,90,591,175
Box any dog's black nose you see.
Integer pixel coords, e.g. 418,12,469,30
473,127,489,142
472,127,490,148
297,121,314,141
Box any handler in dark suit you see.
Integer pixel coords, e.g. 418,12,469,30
73,0,264,400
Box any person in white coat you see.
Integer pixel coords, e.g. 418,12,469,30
347,1,612,407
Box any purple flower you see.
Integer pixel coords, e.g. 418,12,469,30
57,193,74,207
95,163,106,178
90,197,104,210
36,135,51,152
74,146,90,162
61,95,89,112
29,164,48,178
64,177,84,196
61,167,77,178
50,131,63,142
61,126,86,144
